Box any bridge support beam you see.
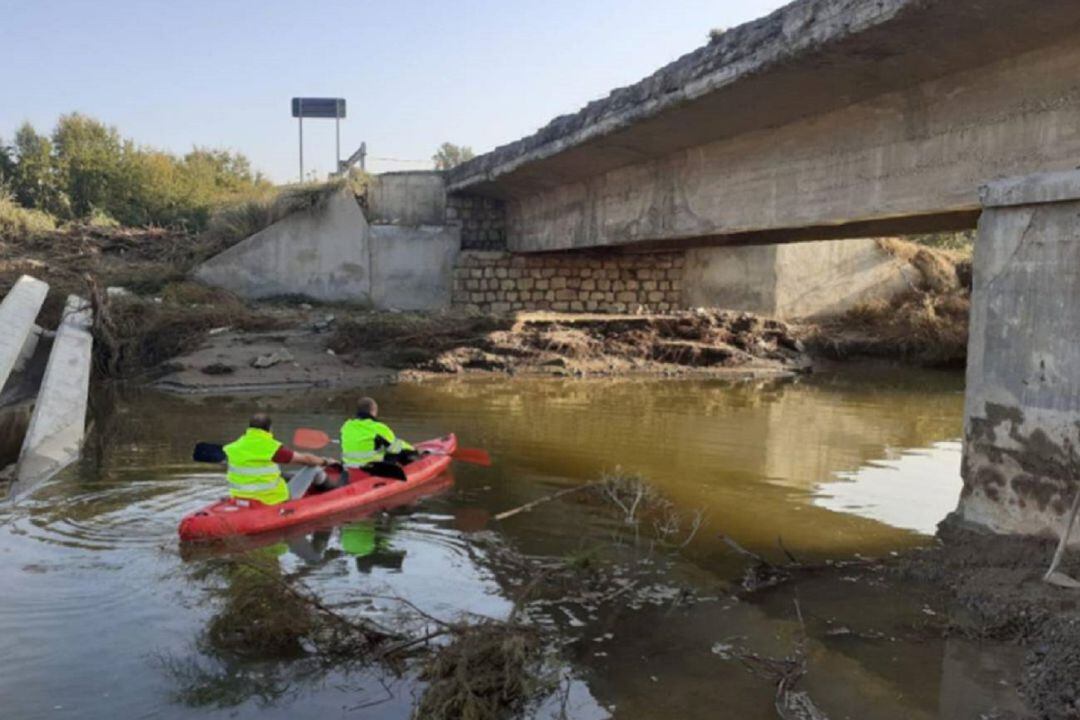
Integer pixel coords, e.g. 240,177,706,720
959,170,1080,536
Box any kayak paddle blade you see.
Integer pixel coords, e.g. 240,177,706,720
193,442,226,464
452,448,492,466
294,428,332,450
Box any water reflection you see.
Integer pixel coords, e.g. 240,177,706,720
0,367,985,720
815,441,962,535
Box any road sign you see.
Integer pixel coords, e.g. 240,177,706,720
291,98,346,119
291,98,347,182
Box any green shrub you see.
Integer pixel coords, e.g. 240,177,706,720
4,113,273,231
0,192,57,238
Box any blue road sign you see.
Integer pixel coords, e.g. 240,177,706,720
291,98,346,119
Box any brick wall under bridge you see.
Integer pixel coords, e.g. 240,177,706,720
451,250,685,314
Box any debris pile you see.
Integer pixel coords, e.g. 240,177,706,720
417,310,810,377
413,622,548,720
807,242,971,367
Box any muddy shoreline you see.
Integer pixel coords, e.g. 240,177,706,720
148,308,815,395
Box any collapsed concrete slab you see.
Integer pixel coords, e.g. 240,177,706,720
14,295,93,496
957,169,1080,537
0,275,48,395
195,189,371,302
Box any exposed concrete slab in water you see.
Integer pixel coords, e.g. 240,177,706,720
958,169,1080,537
13,295,93,497
0,275,48,397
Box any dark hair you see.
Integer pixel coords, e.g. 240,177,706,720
249,412,272,431
356,397,378,417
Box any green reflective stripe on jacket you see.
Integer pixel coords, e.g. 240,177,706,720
223,427,288,505
340,418,413,467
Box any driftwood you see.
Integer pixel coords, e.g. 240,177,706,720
738,600,830,720
720,533,880,594
494,483,595,521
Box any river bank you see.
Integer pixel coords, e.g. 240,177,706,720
0,225,969,395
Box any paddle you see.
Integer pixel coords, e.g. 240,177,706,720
293,428,492,467
193,442,226,463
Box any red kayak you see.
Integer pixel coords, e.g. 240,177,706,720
178,434,456,542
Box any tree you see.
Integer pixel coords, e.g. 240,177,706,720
52,113,123,217
432,142,475,171
11,123,65,215
0,137,14,187
2,112,271,230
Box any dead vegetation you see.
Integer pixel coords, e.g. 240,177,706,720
595,470,705,547
191,551,400,662
737,601,829,720
413,622,549,720
374,310,812,378
202,179,349,250
88,279,286,378
328,312,513,368
806,240,971,367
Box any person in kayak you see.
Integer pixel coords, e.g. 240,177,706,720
225,413,334,505
340,397,417,469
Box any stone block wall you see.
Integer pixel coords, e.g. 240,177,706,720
451,250,685,314
447,194,506,250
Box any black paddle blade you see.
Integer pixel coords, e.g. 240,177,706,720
364,461,408,482
193,442,226,464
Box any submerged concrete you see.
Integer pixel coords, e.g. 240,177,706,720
448,0,1080,251
14,295,93,496
958,170,1080,537
0,275,48,395
196,189,372,302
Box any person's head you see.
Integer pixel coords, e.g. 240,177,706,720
357,397,378,418
249,412,273,431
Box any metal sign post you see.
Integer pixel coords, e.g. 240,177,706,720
291,97,347,183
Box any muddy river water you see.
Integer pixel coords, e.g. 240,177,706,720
0,366,1023,719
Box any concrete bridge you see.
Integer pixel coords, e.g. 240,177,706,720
444,0,1080,539
448,0,1080,253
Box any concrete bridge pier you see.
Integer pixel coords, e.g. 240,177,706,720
958,170,1080,536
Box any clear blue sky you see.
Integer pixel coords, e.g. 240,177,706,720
1,0,787,183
